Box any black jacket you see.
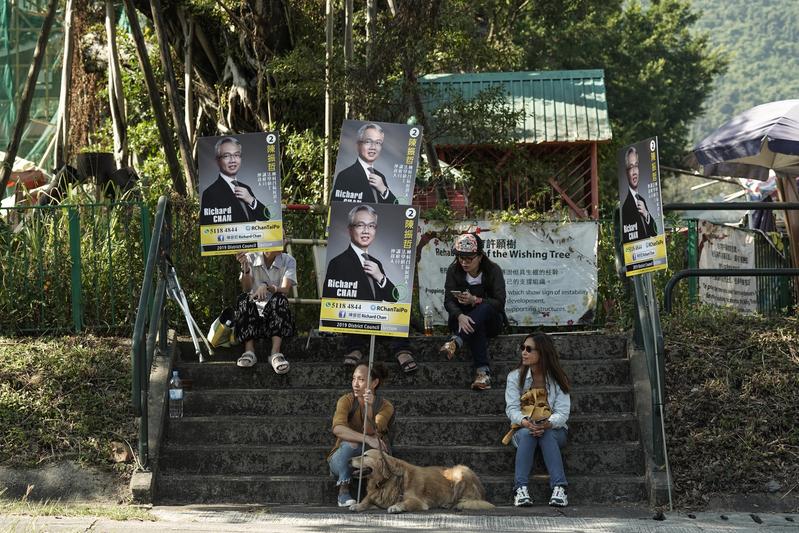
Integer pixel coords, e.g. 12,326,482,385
621,190,657,243
443,256,506,320
200,175,270,225
322,246,398,302
331,161,397,204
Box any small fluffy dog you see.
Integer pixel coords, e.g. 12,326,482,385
349,449,495,513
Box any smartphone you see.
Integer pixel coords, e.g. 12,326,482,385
533,417,549,425
450,290,464,296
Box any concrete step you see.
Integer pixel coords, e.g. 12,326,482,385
175,359,631,390
180,386,634,418
179,332,626,363
155,472,646,505
158,442,644,476
165,414,639,447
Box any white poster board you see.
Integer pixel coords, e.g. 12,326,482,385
698,221,757,313
418,220,598,326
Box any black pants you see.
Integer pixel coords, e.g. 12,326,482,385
234,292,296,343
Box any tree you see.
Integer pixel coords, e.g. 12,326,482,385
110,0,724,205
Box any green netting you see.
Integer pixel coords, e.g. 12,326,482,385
0,0,63,168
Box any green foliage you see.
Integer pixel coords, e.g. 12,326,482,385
663,309,799,506
0,335,136,469
0,198,146,334
689,0,799,144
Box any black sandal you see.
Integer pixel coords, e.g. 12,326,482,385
343,349,363,366
396,350,418,374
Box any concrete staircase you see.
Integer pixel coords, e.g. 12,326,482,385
156,333,646,505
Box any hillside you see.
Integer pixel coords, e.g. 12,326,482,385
689,0,799,145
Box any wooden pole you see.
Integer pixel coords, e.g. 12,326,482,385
183,13,195,157
776,174,799,305
106,0,128,168
122,0,187,196
0,0,58,191
323,0,333,204
149,0,197,197
344,0,353,119
55,0,75,170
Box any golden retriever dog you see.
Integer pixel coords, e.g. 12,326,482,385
348,449,495,513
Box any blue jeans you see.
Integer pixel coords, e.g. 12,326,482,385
512,427,568,489
447,302,502,371
328,441,365,486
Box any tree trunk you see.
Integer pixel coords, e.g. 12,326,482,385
149,0,197,197
106,0,128,168
122,0,187,196
55,0,75,170
323,0,333,204
344,0,353,119
181,9,195,159
0,0,58,192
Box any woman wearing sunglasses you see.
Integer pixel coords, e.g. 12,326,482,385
504,332,571,507
440,231,507,390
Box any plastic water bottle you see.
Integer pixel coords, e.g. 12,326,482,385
424,306,434,336
169,370,183,419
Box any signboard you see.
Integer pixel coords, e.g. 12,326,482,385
618,137,668,276
698,221,757,312
330,120,422,205
319,202,419,337
418,220,598,326
198,132,283,256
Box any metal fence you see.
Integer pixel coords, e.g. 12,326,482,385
2,200,795,336
0,201,150,334
683,219,794,314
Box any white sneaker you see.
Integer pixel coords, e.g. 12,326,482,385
513,485,532,507
549,485,568,507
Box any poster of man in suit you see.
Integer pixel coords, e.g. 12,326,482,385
198,132,283,256
618,137,668,276
330,120,422,206
319,202,419,337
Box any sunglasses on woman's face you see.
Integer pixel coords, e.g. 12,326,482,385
520,344,537,353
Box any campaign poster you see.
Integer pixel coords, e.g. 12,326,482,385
330,120,423,205
198,132,283,256
618,137,668,276
698,221,757,313
417,220,598,327
319,202,419,337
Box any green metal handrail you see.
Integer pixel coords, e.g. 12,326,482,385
131,195,171,470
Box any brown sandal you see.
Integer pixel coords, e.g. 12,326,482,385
395,350,418,374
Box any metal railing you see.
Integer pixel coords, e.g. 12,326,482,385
0,201,150,334
131,196,171,470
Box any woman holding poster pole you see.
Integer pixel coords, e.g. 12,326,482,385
440,232,507,390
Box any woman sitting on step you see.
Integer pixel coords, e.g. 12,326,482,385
233,249,297,372
504,332,571,508
328,362,393,507
440,231,507,391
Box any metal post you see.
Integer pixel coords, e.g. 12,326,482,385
686,219,698,303
68,207,83,332
643,274,673,511
356,334,377,502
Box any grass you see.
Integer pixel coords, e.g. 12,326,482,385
663,307,799,508
0,489,155,521
0,335,136,471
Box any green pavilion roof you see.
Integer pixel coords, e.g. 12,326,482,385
418,70,612,145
